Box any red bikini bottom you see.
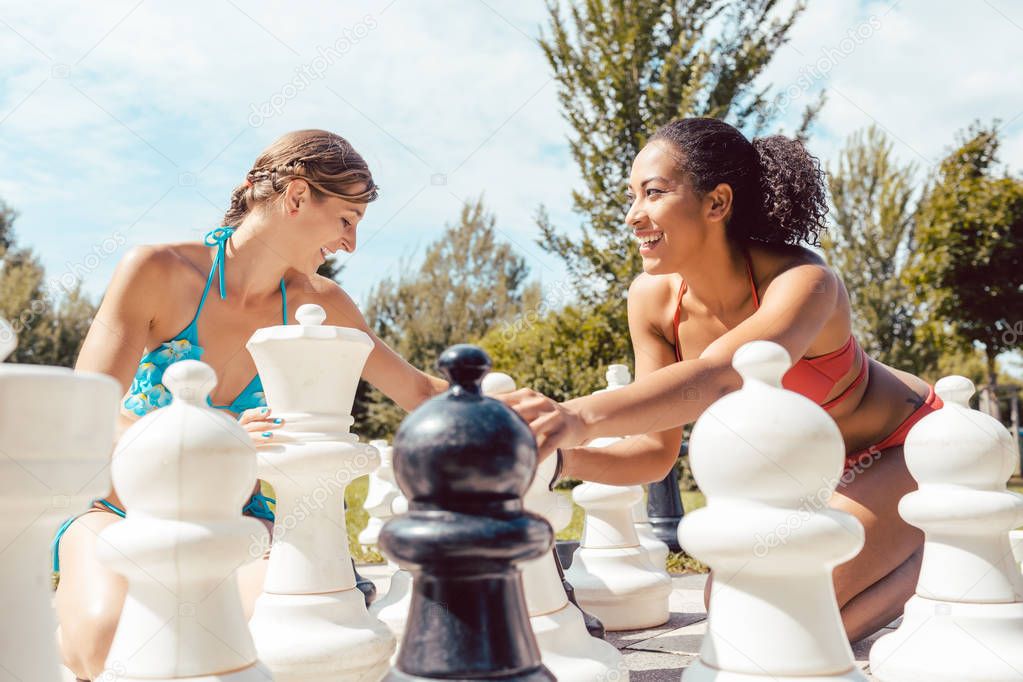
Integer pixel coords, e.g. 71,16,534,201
843,384,944,470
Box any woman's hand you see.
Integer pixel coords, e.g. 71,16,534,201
495,388,588,459
238,406,285,444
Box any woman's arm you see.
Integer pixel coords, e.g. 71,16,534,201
75,246,168,439
506,263,838,457
318,285,446,412
557,274,684,485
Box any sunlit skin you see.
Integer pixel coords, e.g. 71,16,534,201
56,177,447,679
498,138,931,643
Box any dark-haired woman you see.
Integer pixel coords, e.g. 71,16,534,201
52,129,447,680
501,117,940,642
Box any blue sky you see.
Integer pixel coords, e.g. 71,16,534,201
1,0,1021,351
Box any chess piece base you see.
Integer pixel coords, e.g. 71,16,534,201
869,595,1023,682
682,659,866,682
565,547,671,631
249,588,395,681
532,601,628,681
113,662,275,682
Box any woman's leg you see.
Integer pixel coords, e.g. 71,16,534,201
53,509,128,680
830,443,922,641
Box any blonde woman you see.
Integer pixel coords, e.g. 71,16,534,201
52,130,446,680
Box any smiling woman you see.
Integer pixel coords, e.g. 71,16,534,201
49,129,448,681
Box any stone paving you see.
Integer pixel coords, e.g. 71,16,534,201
361,564,892,681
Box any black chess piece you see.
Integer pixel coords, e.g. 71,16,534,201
353,559,377,606
554,548,606,640
379,344,555,682
647,441,686,552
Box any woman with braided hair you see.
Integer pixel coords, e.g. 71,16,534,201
500,117,940,643
51,129,447,680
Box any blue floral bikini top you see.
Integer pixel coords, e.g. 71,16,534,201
122,226,288,417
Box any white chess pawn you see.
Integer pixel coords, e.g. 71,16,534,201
0,320,120,682
565,365,672,630
98,360,271,680
483,371,628,678
359,439,400,548
369,493,414,646
870,376,1023,682
632,499,670,569
680,341,866,681
246,304,395,681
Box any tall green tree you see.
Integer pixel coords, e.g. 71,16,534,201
824,125,935,374
905,122,1023,406
356,197,540,437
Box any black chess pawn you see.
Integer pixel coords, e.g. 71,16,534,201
379,344,555,682
353,559,377,606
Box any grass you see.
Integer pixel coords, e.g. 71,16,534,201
344,476,708,574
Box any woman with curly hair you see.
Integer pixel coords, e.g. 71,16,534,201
51,129,447,680
501,117,940,642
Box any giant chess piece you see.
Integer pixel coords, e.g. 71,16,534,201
483,372,626,680
359,439,401,549
566,365,672,630
379,345,554,681
680,341,866,681
370,491,414,645
247,304,395,681
368,439,413,644
646,444,686,552
0,319,120,682
870,376,1023,682
98,360,271,680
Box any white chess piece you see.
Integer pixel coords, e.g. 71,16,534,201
483,371,628,678
633,493,670,570
246,304,395,681
359,439,401,548
565,365,672,630
870,376,1023,682
368,440,413,645
0,321,120,682
98,360,271,680
680,341,866,681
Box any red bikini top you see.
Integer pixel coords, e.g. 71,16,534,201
671,252,867,411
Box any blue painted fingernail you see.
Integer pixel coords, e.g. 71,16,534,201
273,418,282,424
261,407,269,414
261,432,272,438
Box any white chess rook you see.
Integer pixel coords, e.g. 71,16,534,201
870,376,1023,682
246,304,395,681
359,439,401,548
565,365,672,631
483,372,628,680
680,341,866,681
0,319,120,682
98,360,271,680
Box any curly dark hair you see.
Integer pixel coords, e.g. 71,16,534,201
648,118,828,246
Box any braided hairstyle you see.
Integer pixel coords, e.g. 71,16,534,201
648,118,828,246
222,129,379,227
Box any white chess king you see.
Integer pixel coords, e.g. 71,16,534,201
246,304,395,681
